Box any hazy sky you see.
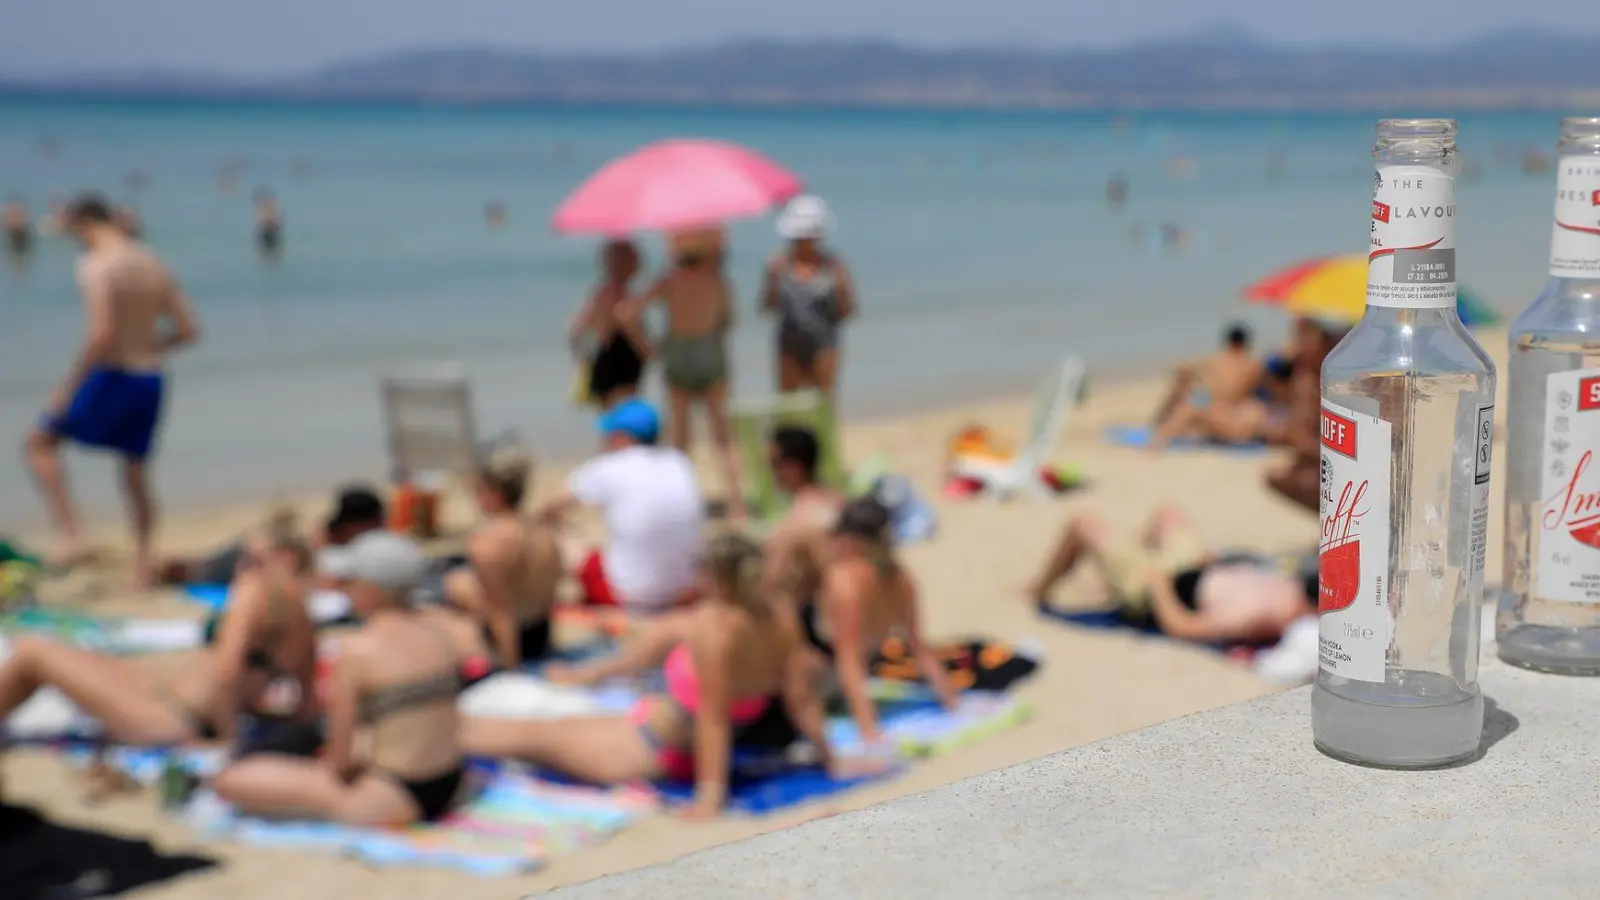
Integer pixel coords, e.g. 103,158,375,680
3,0,1594,77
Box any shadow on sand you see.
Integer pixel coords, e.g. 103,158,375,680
0,803,218,899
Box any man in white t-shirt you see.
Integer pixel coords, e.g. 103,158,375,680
537,398,706,614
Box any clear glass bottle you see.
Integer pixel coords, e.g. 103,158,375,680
1499,117,1600,674
1312,119,1497,768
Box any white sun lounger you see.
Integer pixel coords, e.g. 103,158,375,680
379,364,481,481
950,357,1087,500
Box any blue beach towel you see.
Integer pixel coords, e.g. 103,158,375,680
653,754,901,816
1103,424,1267,454
182,583,230,611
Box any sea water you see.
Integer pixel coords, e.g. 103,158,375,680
0,101,1560,519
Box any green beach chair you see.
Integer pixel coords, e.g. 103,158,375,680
732,389,846,522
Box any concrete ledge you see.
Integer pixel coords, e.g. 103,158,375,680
547,659,1600,899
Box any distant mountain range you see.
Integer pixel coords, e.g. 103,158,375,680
6,28,1600,110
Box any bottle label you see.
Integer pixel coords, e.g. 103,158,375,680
1536,366,1600,603
1468,404,1494,594
1550,159,1600,279
1367,164,1457,309
1318,400,1393,682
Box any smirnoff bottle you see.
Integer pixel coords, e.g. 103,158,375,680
1313,119,1497,767
1499,117,1600,674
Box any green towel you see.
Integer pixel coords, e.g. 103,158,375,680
733,390,846,522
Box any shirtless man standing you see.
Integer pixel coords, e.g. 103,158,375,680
1265,317,1345,513
24,194,200,581
761,426,846,615
443,449,562,668
1150,322,1269,449
634,228,745,521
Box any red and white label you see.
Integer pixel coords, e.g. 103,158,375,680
1319,400,1392,682
1536,367,1600,603
1367,165,1457,309
1550,160,1600,278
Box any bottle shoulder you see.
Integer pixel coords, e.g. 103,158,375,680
1323,318,1496,383
1510,278,1600,337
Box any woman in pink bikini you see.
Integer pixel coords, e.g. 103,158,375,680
460,533,854,819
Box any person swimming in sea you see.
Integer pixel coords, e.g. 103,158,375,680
484,201,507,228
569,240,650,408
636,227,746,522
3,194,32,258
1105,174,1129,206
254,190,282,257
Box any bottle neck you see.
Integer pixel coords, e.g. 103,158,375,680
1359,304,1466,330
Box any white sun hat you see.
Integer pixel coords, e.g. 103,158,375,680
775,194,834,240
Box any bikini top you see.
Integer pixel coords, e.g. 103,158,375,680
358,621,462,724
661,644,769,723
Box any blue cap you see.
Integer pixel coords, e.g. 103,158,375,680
597,398,660,443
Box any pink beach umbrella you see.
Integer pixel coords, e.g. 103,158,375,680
551,138,804,236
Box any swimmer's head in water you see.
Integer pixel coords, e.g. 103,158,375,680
769,425,820,491
1224,322,1251,350
700,531,767,613
600,239,640,282
477,446,533,511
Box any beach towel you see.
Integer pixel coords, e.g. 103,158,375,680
63,748,655,877
652,756,900,815
1040,605,1287,669
1103,424,1267,454
826,689,1032,758
869,637,1042,693
216,771,654,875
0,608,205,655
183,584,353,626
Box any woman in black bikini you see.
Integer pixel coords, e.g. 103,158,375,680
0,524,319,755
570,240,649,409
213,532,476,826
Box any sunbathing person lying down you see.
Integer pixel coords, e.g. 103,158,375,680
461,534,865,820
0,523,321,758
1026,506,1315,645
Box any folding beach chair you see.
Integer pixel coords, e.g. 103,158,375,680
379,364,481,481
949,357,1087,501
732,389,846,522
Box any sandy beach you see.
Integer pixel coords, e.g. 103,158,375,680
4,328,1513,897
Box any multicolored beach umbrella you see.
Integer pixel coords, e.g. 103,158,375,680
1243,255,1499,327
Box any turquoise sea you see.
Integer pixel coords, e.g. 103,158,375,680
0,100,1565,520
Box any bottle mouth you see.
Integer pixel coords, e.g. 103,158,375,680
1376,118,1458,138
1559,116,1600,151
1373,118,1458,163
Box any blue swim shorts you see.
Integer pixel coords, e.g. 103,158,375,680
41,367,165,460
